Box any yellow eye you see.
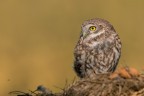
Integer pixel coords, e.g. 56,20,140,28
89,26,96,31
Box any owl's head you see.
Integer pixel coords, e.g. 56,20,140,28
81,18,115,39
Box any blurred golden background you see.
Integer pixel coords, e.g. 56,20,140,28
0,0,144,95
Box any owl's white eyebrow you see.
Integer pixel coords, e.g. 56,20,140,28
86,24,95,28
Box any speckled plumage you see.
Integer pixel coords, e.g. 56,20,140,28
74,18,122,78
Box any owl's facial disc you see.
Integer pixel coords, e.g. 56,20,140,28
82,24,97,39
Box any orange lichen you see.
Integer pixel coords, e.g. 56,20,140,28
109,72,119,79
128,67,140,77
118,67,131,79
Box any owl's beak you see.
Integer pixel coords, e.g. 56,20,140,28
83,32,89,39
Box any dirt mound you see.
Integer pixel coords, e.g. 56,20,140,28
64,74,144,96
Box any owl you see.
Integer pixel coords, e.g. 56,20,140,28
74,18,122,78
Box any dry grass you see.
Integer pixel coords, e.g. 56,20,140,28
9,67,144,96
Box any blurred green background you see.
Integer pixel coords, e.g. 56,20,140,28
0,0,144,95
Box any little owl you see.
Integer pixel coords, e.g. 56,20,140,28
74,18,122,78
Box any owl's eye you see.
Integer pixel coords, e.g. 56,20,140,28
89,26,96,31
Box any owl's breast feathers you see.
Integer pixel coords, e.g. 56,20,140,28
74,31,121,77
